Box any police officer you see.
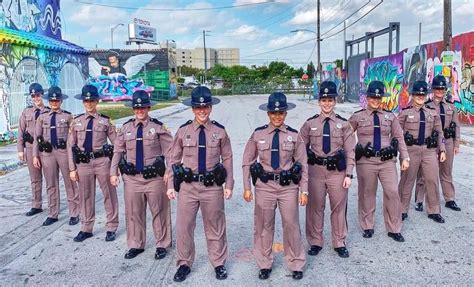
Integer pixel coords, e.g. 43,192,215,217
242,92,307,280
167,86,234,282
348,81,409,242
398,80,446,223
414,75,461,212
17,83,49,216
110,90,173,259
68,85,119,242
300,81,356,258
33,86,80,226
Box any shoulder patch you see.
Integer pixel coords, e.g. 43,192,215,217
99,113,110,119
306,114,319,121
179,120,193,129
74,113,84,119
286,125,298,133
335,114,347,121
402,106,413,111
254,124,268,132
211,120,225,129
62,110,71,114
123,118,135,125
150,118,163,125
354,108,366,113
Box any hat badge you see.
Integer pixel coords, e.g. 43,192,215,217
199,97,204,103
31,89,35,93
420,87,424,92
375,88,379,93
440,81,444,86
324,88,329,93
53,93,57,97
86,92,91,97
275,101,280,107
137,98,142,103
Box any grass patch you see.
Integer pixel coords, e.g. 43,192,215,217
97,100,179,120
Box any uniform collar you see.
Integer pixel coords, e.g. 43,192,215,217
193,119,211,131
134,117,149,128
48,109,63,115
267,123,288,134
85,112,99,119
320,111,336,122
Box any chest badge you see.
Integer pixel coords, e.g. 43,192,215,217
148,128,155,135
384,114,389,119
212,133,218,140
336,123,342,129
60,118,65,122
287,135,293,142
99,119,104,124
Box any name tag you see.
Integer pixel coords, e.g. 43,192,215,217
258,140,266,144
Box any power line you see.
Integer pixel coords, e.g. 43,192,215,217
320,0,370,37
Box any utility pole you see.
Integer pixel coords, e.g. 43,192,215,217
443,0,452,51
203,30,209,84
343,20,346,69
418,22,422,47
316,0,321,77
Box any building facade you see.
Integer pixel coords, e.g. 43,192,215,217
176,47,240,69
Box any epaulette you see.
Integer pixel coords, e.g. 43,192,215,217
402,106,412,111
41,110,49,114
254,125,268,132
27,105,33,108
62,110,71,114
306,114,319,121
74,113,84,119
335,114,347,121
45,106,51,110
179,120,192,129
286,125,298,133
425,105,435,110
425,99,433,104
99,113,110,119
123,118,135,125
446,99,454,104
211,120,225,129
354,108,366,113
150,118,163,125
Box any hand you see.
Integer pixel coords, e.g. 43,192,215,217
243,190,253,202
18,152,25,161
401,159,410,171
33,157,41,169
454,147,460,155
163,173,169,185
342,177,352,189
102,66,111,72
224,189,233,200
299,193,308,206
439,151,446,162
110,175,120,187
167,189,176,200
70,170,79,182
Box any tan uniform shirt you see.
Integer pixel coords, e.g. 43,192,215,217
33,109,72,157
167,119,234,190
300,112,356,175
242,124,308,193
110,117,173,176
17,105,49,151
425,98,460,148
68,112,117,171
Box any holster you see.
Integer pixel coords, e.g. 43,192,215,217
72,145,89,164
404,132,415,146
355,143,364,161
23,131,34,145
213,163,227,186
172,164,184,192
426,130,439,149
118,153,137,176
307,146,317,165
250,162,265,185
37,136,53,153
289,162,302,185
153,155,166,177
443,122,456,139
56,139,67,149
103,144,114,160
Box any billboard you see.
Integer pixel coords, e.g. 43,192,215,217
128,24,156,43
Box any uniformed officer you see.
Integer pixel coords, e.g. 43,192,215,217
110,90,173,259
167,86,234,282
398,80,446,223
348,80,409,242
242,92,307,280
414,75,461,212
68,85,119,242
32,86,80,226
17,83,49,216
300,81,356,258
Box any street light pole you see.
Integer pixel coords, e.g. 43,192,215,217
111,23,124,49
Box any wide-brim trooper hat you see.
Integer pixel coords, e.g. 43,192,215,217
124,90,158,108
74,84,103,100
364,80,390,97
411,80,430,96
182,86,220,107
431,74,448,90
258,92,296,111
318,81,338,99
25,83,45,96
42,86,68,100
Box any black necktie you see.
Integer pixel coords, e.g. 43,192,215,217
418,109,425,145
271,129,280,170
136,123,144,172
34,109,40,120
84,116,94,153
439,102,445,128
198,125,206,174
373,111,381,151
323,118,331,154
50,112,57,147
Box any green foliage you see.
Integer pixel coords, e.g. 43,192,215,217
180,65,202,76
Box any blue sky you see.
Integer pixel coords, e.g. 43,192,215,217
60,0,474,68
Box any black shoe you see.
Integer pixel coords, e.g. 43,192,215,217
415,203,423,212
334,247,349,258
362,229,374,238
26,208,43,216
308,245,322,256
215,265,227,280
105,231,116,242
292,271,303,280
387,232,405,242
69,216,80,226
402,213,408,221
124,248,144,259
258,269,272,280
73,231,93,242
445,201,461,211
42,217,58,226
155,247,167,260
173,265,191,282
428,214,445,223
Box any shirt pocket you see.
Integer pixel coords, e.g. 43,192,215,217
332,128,344,147
125,133,137,152
381,119,392,135
309,128,322,146
74,124,86,141
257,142,270,163
357,120,372,136
207,138,221,159
281,141,295,162
183,138,197,157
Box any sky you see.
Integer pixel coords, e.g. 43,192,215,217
60,0,474,68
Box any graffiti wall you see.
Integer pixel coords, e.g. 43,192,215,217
88,49,171,101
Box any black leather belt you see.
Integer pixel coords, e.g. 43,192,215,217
263,172,281,181
85,150,105,159
191,174,207,182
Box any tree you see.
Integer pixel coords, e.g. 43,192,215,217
180,65,202,77
306,61,316,79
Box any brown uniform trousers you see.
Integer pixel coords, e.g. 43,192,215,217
398,105,445,215
33,109,79,219
17,105,49,209
300,112,356,248
168,119,234,268
348,108,409,233
68,112,119,233
111,117,173,249
415,99,460,203
242,124,307,272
